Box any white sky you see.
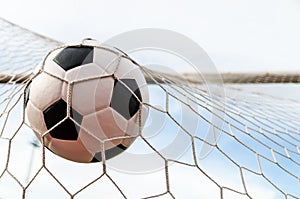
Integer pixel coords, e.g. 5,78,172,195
0,1,300,198
0,0,300,73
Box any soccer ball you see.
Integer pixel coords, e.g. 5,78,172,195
25,43,149,163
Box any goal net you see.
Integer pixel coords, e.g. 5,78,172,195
0,17,299,199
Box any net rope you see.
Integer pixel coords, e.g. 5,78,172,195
0,17,299,199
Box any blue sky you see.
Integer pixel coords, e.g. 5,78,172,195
0,83,299,198
0,0,300,198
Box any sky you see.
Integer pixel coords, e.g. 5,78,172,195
0,0,300,198
0,0,300,73
2,84,299,199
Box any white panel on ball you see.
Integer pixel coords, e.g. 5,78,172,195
29,73,63,111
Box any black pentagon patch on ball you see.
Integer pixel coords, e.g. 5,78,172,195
90,144,127,162
43,99,83,140
53,46,94,71
110,79,142,120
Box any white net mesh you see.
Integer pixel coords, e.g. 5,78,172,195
0,18,299,199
